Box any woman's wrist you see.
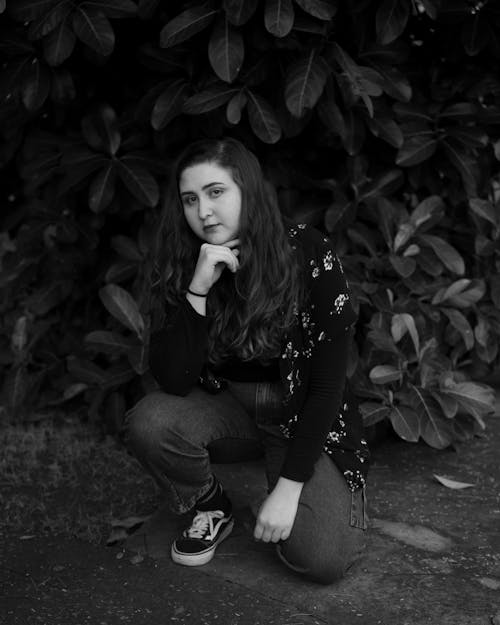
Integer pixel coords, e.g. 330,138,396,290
187,287,208,297
188,280,210,296
273,476,304,497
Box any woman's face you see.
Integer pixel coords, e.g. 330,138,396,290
179,161,242,245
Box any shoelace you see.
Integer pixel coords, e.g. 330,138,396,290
185,510,225,540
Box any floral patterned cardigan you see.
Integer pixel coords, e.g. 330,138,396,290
149,222,370,492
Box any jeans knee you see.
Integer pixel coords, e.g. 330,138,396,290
123,394,167,457
277,543,346,585
308,561,345,585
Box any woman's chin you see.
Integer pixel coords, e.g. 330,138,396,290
203,229,235,245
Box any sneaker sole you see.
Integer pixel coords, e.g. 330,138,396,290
171,518,234,567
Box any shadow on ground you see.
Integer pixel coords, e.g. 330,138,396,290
2,393,499,625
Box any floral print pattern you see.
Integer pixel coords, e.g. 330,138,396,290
278,222,369,491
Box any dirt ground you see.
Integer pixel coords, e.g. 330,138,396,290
1,393,499,625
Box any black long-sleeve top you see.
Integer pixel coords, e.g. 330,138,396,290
149,222,370,490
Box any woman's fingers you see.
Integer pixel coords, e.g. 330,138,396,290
224,238,240,250
254,520,291,543
206,246,239,272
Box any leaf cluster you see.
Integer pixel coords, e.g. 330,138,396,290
0,0,499,448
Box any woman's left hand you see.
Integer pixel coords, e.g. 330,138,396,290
254,477,304,543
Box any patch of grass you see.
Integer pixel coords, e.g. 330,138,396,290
0,420,158,544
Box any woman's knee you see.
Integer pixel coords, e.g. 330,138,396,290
277,542,346,585
123,392,176,455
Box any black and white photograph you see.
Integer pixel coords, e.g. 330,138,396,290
1,1,499,623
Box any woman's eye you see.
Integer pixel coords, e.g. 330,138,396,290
183,196,197,206
210,188,223,198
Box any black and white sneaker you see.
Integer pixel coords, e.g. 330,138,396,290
171,509,234,566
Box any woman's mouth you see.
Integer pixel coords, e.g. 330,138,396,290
203,224,220,232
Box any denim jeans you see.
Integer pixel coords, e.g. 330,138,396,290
123,380,367,584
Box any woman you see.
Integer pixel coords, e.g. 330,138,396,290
124,137,369,584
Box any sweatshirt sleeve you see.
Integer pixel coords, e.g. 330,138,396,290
148,298,209,396
280,235,357,482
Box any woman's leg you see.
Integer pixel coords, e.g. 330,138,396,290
254,381,367,585
275,454,367,584
122,386,263,515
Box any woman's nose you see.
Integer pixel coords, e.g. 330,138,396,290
198,198,214,219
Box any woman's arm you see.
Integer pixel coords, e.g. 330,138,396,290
149,239,240,395
280,326,352,481
149,297,209,396
281,234,357,482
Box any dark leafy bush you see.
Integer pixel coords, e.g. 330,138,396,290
1,0,499,448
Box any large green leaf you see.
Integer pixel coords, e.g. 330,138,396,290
410,195,444,230
223,0,258,26
73,8,115,55
67,355,108,385
183,85,238,114
442,137,478,196
445,280,486,308
359,401,391,427
440,380,495,429
25,280,72,315
469,198,498,226
389,404,420,442
116,157,159,207
461,12,489,56
396,134,437,166
103,362,136,388
226,91,247,124
376,0,410,45
43,19,76,66
8,0,56,21
317,90,345,137
393,221,415,252
111,235,143,262
264,0,294,38
151,80,189,130
432,279,470,305
28,2,72,39
438,102,477,120
85,330,136,354
360,169,403,202
369,365,402,385
284,51,328,118
342,109,365,155
105,261,138,284
389,255,416,278
247,91,281,144
370,63,411,102
431,391,458,419
332,44,379,117
160,5,217,48
446,127,488,149
208,15,244,83
366,115,403,148
391,313,419,355
128,343,149,375
294,0,337,20
99,284,145,338
89,162,116,212
419,234,465,275
83,0,137,18
441,308,474,350
411,386,454,449
58,148,108,194
21,58,50,111
83,105,121,156
490,275,500,309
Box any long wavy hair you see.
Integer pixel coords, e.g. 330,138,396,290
152,137,305,365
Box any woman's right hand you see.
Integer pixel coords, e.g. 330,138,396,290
189,238,240,294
